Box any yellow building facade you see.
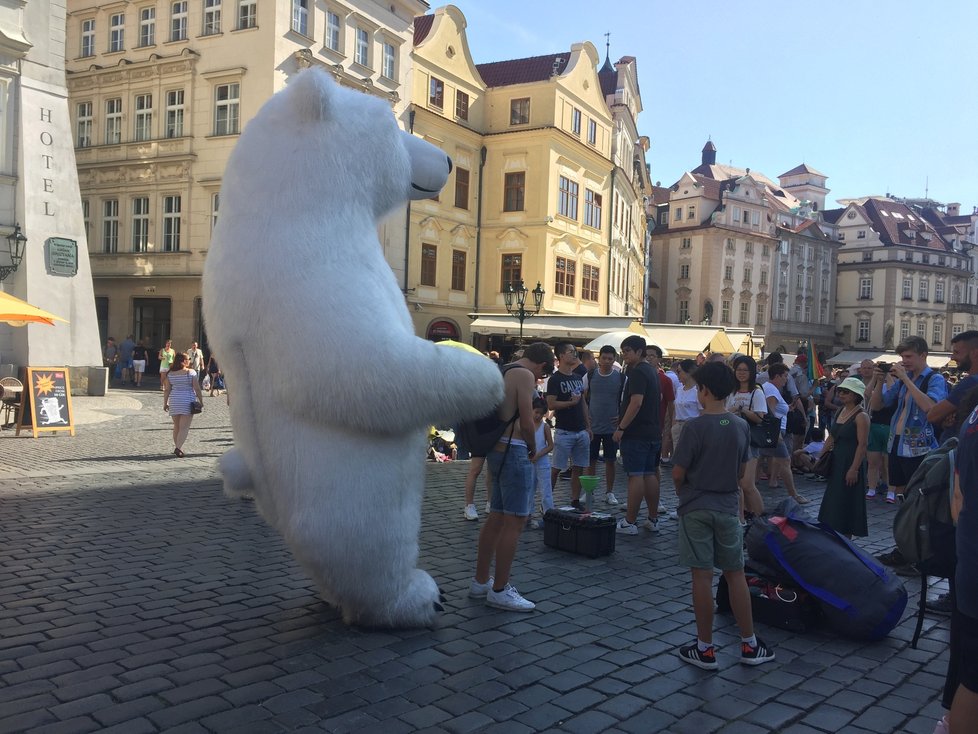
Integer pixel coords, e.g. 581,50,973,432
65,0,425,354
407,6,648,346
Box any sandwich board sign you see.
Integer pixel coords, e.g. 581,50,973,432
17,367,75,438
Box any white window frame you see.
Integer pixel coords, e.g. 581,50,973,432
679,263,689,279
901,321,911,339
139,6,156,46
165,89,184,138
76,102,93,147
105,98,123,144
162,195,181,252
325,10,341,51
739,301,749,325
214,82,240,135
203,0,222,35
237,0,256,29
132,197,150,252
933,322,943,345
133,94,153,142
291,0,308,36
381,42,395,80
678,299,689,323
721,300,731,324
859,277,872,299
903,277,913,299
81,18,96,57
857,320,871,341
171,1,188,41
587,119,597,145
935,280,945,303
919,278,929,301
916,320,927,338
777,301,786,320
102,199,119,253
755,302,765,326
354,27,369,66
109,12,125,52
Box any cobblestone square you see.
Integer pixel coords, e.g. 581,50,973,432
0,389,953,732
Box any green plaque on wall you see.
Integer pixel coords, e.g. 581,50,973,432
45,238,78,277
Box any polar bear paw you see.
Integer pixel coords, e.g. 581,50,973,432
219,449,254,499
344,568,444,629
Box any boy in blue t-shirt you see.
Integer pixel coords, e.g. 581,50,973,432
671,362,776,670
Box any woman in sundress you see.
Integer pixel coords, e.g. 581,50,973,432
163,352,203,457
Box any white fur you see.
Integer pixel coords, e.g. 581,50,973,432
202,69,504,628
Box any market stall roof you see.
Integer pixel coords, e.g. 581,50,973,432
640,324,736,358
826,350,954,370
469,314,644,342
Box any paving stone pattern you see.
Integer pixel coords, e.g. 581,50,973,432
0,387,954,732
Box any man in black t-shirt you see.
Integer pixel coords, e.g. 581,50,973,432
612,335,663,534
546,343,591,508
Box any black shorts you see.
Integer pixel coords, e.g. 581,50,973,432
589,433,618,464
888,444,926,490
944,596,978,708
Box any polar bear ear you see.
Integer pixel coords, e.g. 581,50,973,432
288,68,335,122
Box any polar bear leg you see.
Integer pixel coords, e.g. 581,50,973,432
342,568,442,628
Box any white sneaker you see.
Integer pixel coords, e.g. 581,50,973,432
642,516,660,532
463,504,479,521
865,488,876,499
616,517,639,535
658,503,667,513
485,501,492,514
485,584,535,612
468,576,494,598
667,510,679,520
605,492,619,505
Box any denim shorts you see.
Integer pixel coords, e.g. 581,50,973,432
553,429,590,469
589,433,618,464
487,444,534,516
678,509,744,571
620,438,661,476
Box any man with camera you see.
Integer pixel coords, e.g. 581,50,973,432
868,336,948,504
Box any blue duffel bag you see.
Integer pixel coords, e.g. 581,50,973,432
746,499,908,641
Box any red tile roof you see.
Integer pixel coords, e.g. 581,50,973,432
413,14,433,46
649,185,673,206
476,53,570,88
862,199,952,251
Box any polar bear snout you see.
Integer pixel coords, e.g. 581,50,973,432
403,132,451,201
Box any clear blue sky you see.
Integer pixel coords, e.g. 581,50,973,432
446,0,978,212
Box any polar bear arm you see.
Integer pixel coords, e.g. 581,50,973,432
279,337,504,435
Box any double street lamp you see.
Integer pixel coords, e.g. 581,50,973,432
503,279,544,346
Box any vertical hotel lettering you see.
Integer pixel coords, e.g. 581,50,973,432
39,107,55,216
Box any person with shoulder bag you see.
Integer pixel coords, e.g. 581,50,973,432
728,356,768,518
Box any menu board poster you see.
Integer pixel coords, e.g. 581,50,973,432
17,367,75,438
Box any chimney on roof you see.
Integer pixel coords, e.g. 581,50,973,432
702,140,716,166
948,202,961,216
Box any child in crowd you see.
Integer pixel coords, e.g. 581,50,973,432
791,427,826,475
672,362,776,670
528,397,555,529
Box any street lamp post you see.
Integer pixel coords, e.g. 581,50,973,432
503,279,544,346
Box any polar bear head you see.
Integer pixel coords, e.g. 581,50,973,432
218,67,451,225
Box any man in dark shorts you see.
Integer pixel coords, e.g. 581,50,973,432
869,336,947,504
612,335,662,534
943,400,978,730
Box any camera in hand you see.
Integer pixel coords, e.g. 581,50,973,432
877,362,891,373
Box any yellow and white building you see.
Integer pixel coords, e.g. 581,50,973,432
65,0,425,353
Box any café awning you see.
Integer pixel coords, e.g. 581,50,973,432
826,350,954,370
469,314,644,342
640,324,737,358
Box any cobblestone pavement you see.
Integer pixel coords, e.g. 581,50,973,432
0,386,952,733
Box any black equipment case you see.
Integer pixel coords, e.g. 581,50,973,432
543,508,616,558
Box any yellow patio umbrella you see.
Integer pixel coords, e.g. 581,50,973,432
0,291,69,327
433,339,485,357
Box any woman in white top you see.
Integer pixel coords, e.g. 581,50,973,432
728,355,768,517
760,364,809,504
671,359,701,452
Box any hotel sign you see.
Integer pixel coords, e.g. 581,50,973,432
45,238,78,277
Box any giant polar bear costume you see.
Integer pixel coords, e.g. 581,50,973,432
202,68,504,628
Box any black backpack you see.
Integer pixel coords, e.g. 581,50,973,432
893,438,958,576
456,364,528,457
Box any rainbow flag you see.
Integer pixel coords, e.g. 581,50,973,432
805,340,825,381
